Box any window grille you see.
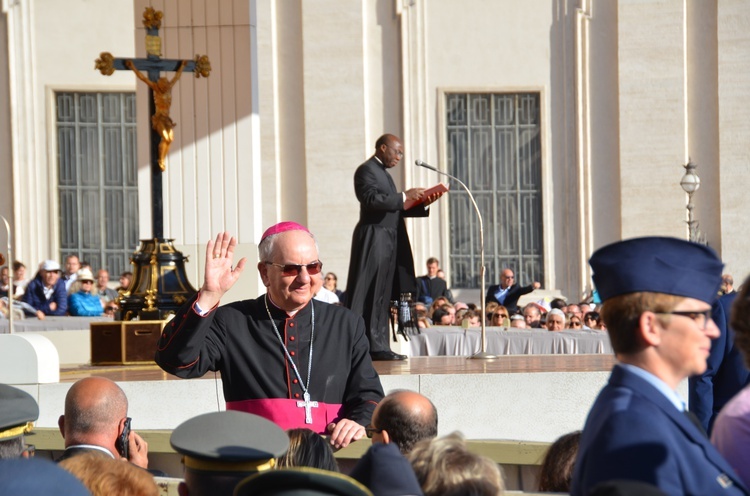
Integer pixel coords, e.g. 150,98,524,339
445,92,544,289
57,92,139,276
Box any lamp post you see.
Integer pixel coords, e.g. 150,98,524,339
679,159,702,243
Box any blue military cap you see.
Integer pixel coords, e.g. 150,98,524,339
0,384,39,441
589,236,723,304
349,443,424,496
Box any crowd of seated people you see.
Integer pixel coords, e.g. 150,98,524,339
408,264,604,332
0,257,132,320
406,260,607,333
3,256,610,336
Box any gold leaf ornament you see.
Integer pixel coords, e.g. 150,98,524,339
95,52,115,76
194,55,212,78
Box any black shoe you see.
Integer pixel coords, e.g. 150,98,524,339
370,350,407,361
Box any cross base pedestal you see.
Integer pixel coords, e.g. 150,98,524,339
118,238,197,320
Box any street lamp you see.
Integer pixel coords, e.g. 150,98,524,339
680,159,703,243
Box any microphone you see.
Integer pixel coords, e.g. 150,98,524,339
414,159,494,359
415,159,439,173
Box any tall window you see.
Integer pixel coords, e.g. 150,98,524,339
445,93,543,289
57,92,139,276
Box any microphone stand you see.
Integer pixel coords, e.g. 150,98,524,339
1,215,14,334
415,161,496,359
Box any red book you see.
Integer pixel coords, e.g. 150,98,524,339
403,182,449,210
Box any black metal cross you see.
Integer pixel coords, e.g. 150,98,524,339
95,7,210,240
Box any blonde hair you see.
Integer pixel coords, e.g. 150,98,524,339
408,432,504,496
60,452,158,496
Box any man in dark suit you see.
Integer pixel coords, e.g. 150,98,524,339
485,268,540,311
57,377,150,469
689,292,750,434
571,237,748,496
346,134,443,361
416,257,453,304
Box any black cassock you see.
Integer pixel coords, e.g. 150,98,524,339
155,294,384,432
345,156,429,353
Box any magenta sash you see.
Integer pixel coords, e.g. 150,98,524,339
226,398,343,434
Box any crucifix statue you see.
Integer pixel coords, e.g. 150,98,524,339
96,7,211,238
125,58,187,172
95,7,211,320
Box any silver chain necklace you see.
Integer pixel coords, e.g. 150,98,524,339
264,295,318,423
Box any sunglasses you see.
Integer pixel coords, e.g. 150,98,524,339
365,426,383,438
493,314,508,319
570,321,582,327
265,261,323,277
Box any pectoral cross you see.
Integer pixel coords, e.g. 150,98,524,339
297,392,319,425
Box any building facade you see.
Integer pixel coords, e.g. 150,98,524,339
2,0,748,303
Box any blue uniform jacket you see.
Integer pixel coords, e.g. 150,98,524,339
689,293,750,434
572,364,748,496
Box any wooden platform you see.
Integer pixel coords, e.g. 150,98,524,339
58,354,617,383
21,353,627,450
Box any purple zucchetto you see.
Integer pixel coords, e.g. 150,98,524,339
260,222,311,244
589,236,723,304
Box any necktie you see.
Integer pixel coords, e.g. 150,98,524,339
684,409,708,438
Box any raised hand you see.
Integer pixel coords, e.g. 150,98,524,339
197,232,247,309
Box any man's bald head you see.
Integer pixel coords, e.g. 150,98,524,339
62,378,127,440
372,390,438,455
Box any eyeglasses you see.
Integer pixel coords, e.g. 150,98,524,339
570,321,582,327
656,309,712,330
264,261,323,277
387,145,404,157
501,275,515,280
365,426,383,438
493,314,508,319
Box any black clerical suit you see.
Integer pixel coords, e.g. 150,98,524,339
416,275,453,304
346,156,428,354
155,294,384,432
